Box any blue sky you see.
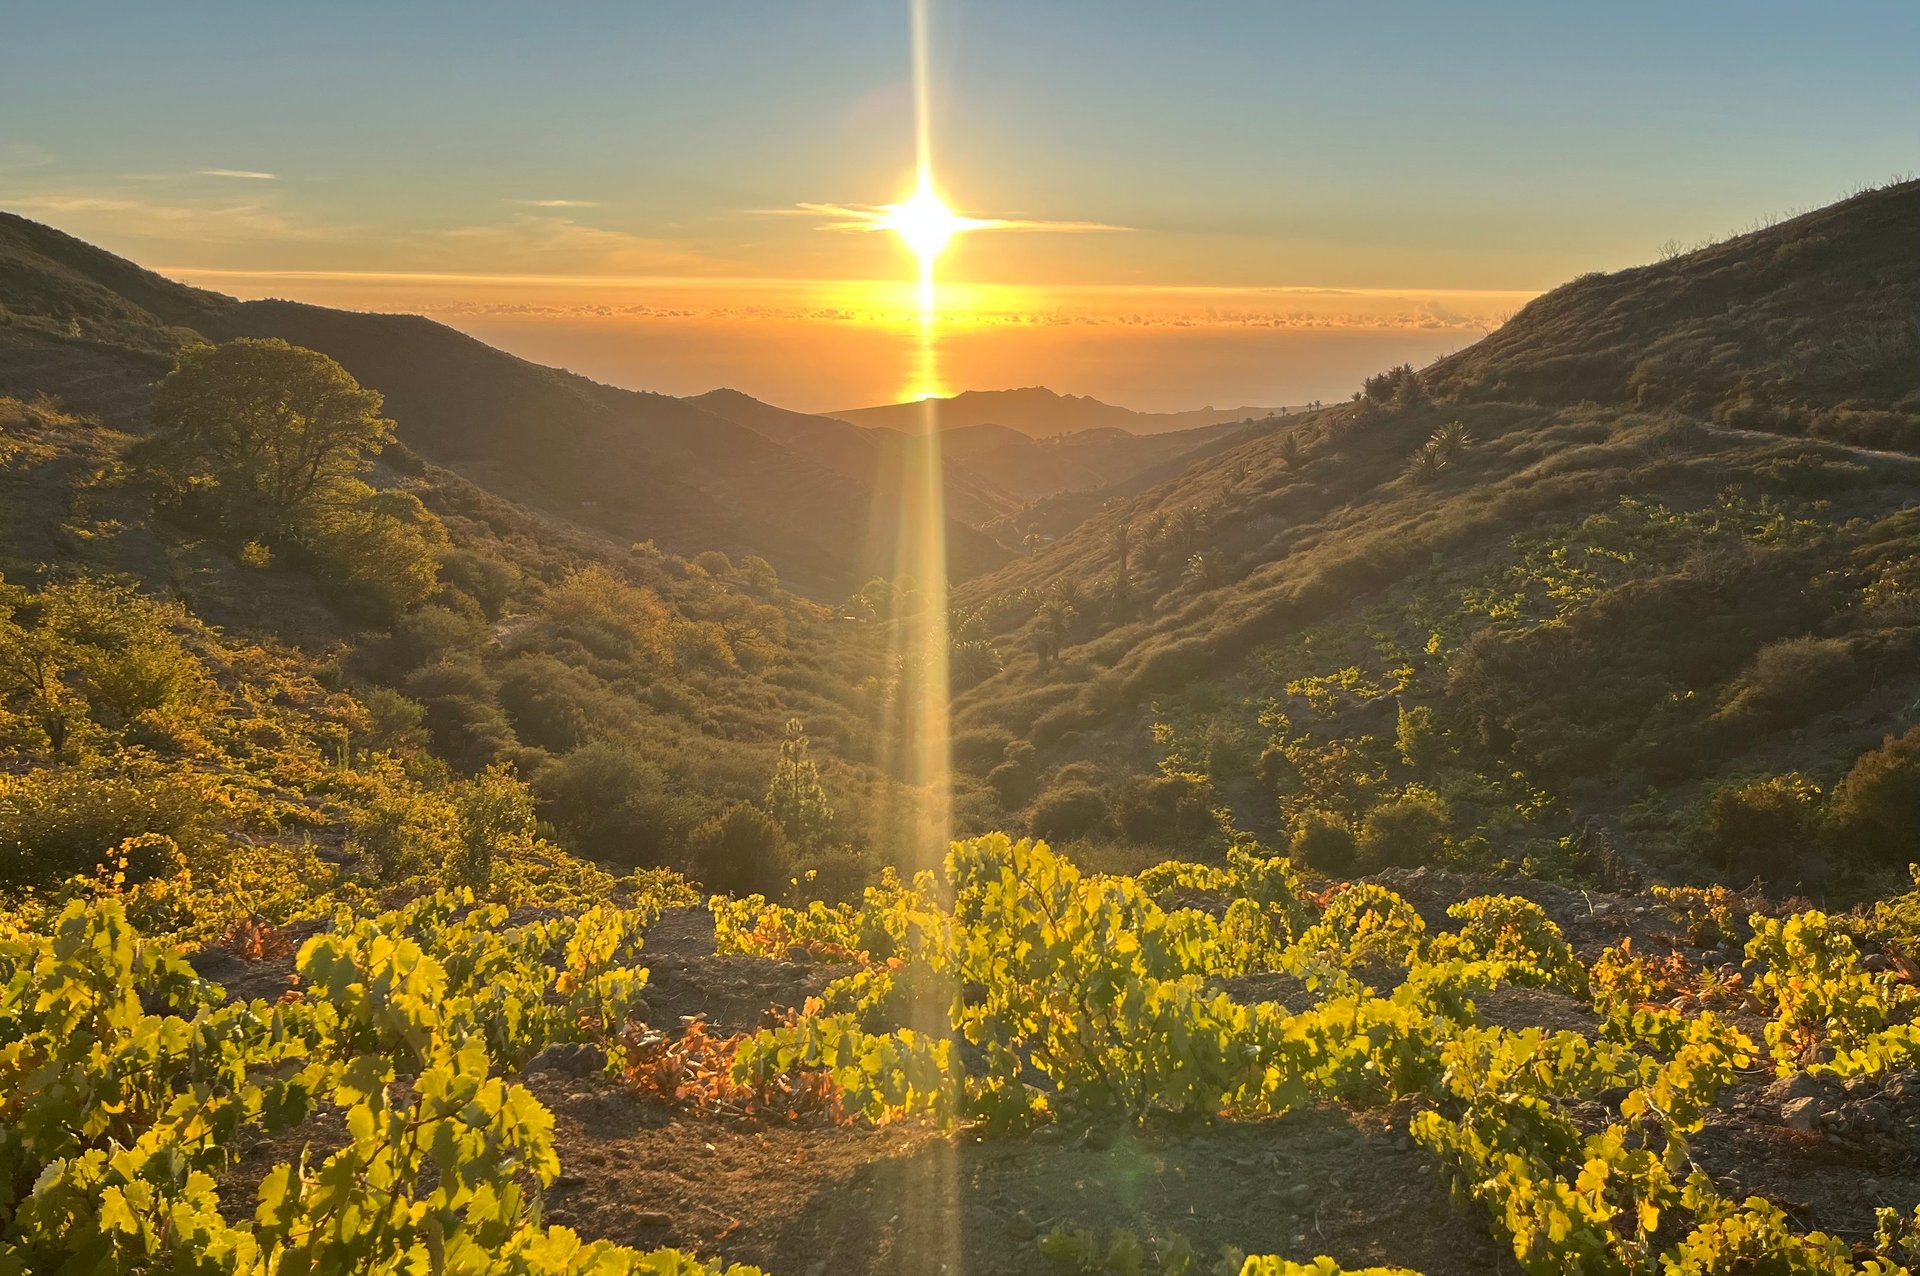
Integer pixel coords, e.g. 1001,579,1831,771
3,1,1915,407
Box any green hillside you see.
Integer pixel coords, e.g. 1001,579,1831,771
947,180,1920,896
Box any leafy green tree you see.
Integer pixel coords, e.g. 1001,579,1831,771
765,717,834,849
149,340,445,617
149,338,393,526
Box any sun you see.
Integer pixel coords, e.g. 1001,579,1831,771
879,176,976,266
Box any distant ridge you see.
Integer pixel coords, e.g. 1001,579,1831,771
0,210,1011,596
828,386,1274,438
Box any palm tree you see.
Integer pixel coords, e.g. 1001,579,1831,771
1033,593,1076,668
1431,419,1471,463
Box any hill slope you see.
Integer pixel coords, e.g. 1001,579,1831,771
830,385,1272,437
0,212,1008,595
681,387,1022,528
946,181,1920,894
1424,178,1920,448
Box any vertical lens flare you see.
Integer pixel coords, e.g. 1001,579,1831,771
891,0,959,1259
893,0,950,875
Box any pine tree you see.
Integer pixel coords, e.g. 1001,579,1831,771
765,717,834,849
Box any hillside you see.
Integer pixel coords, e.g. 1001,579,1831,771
0,211,1008,596
691,386,1251,550
1424,178,1920,450
830,385,1272,437
946,181,1920,896
9,187,1920,1276
682,387,1022,528
933,418,1246,505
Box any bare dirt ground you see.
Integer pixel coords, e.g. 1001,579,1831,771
528,1074,1513,1276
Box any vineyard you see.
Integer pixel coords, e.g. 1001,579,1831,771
9,834,1920,1274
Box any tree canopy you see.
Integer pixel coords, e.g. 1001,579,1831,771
150,337,394,523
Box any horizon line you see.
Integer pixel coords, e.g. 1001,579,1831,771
158,264,1544,300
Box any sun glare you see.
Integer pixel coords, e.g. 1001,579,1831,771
881,177,972,267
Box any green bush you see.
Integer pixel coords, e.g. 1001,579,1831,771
1288,809,1358,876
987,739,1039,807
535,741,692,867
1112,773,1217,847
497,654,601,753
1028,782,1112,843
686,801,789,896
0,762,216,891
351,775,458,883
1701,773,1823,883
449,762,538,891
404,658,515,772
1355,790,1452,872
1829,728,1920,867
438,548,519,620
1715,636,1865,730
951,727,1015,776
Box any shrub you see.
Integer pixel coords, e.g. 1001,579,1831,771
449,762,538,891
987,758,1038,808
1829,728,1920,867
686,801,789,896
1701,773,1822,882
1355,790,1452,872
535,742,692,867
439,548,519,620
357,686,430,752
1288,810,1357,876
0,762,217,891
386,605,485,672
497,654,601,753
1395,703,1445,769
1028,783,1112,843
951,727,1015,776
1716,636,1864,730
302,484,449,618
351,774,459,882
1112,773,1217,847
404,658,514,772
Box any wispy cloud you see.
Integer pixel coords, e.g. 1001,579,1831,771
430,215,727,274
774,201,1128,234
197,168,279,181
512,198,602,208
5,191,333,242
0,142,54,171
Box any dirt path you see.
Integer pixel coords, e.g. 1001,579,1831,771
1701,423,1920,467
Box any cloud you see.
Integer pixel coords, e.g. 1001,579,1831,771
0,142,54,171
512,198,602,208
197,169,279,181
430,215,727,274
772,201,1129,234
4,191,333,243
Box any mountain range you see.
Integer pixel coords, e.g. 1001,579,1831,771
829,385,1274,437
0,211,1256,591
